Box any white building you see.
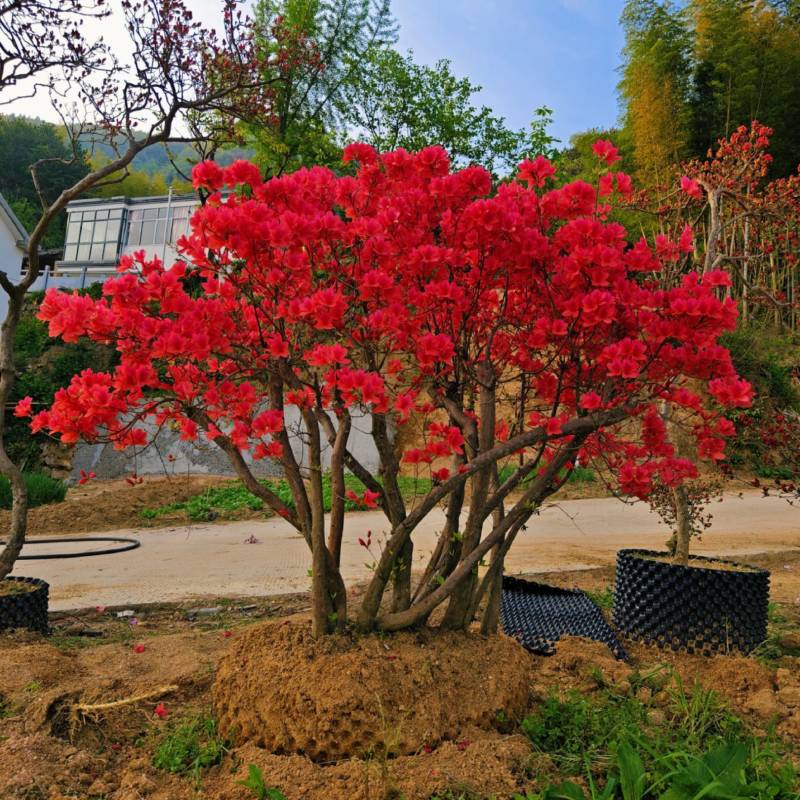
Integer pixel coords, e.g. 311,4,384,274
31,191,197,292
0,192,28,321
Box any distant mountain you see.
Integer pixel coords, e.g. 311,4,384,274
79,135,255,182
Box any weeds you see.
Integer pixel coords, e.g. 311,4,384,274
522,690,646,774
585,586,614,611
522,740,798,799
752,602,800,664
140,474,432,522
152,714,228,779
237,764,287,799
520,671,797,799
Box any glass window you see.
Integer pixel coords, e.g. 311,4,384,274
122,203,197,249
127,219,142,246
66,219,80,244
63,207,125,262
169,205,194,242
140,219,156,244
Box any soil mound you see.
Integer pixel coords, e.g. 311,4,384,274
201,733,532,800
212,621,531,761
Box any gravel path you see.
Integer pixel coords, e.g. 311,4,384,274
11,492,799,610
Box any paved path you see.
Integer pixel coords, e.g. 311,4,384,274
11,492,799,610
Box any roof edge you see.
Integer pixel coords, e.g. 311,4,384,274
0,192,29,244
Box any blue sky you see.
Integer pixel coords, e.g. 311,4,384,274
394,0,627,145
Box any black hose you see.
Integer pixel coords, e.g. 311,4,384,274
0,536,141,560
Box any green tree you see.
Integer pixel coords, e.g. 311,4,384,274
337,48,557,175
557,128,630,185
0,115,90,247
619,1,800,182
619,0,692,185
690,0,800,176
87,153,193,198
250,0,397,175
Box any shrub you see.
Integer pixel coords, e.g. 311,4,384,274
32,146,753,636
140,474,433,522
0,472,66,510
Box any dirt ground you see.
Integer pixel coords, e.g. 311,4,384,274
1,568,799,800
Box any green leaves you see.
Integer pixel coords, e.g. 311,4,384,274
660,743,760,800
237,763,287,800
521,680,796,800
617,741,646,800
338,47,558,177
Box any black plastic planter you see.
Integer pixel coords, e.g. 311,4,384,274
0,577,49,634
613,549,769,656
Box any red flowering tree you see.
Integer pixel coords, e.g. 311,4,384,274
621,123,800,560
27,143,751,636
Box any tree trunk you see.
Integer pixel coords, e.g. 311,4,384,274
301,407,333,637
0,289,29,581
672,485,691,567
391,538,413,613
326,412,351,568
443,371,495,629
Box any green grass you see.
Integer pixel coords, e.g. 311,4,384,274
0,471,66,509
519,674,797,799
752,602,800,664
140,473,433,522
498,463,596,486
585,586,614,611
152,714,228,779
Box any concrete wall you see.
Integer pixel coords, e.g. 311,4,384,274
71,406,385,481
0,208,24,324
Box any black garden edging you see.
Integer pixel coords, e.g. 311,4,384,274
501,576,627,659
0,577,49,634
612,549,769,656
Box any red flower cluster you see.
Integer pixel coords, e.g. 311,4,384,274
32,143,749,502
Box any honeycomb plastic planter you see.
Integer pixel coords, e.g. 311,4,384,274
0,577,49,633
613,549,769,655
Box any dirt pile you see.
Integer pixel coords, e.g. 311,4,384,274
1,475,230,536
213,621,532,761
200,733,533,800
